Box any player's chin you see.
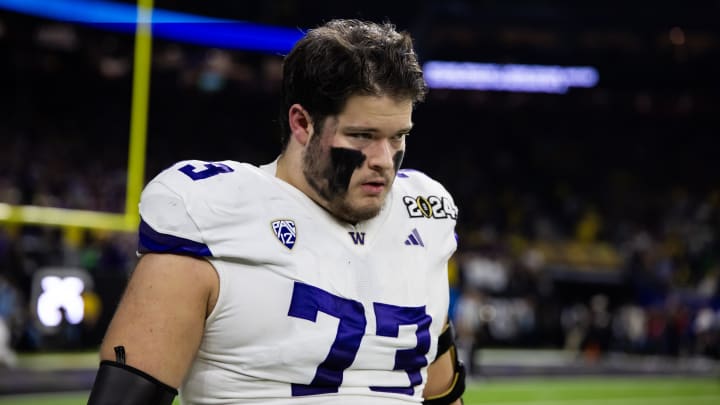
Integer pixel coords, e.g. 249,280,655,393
346,199,384,222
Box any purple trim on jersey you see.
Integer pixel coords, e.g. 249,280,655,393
138,219,212,257
397,168,421,178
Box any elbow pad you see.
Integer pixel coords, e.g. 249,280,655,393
87,360,177,405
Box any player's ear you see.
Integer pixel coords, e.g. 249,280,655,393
288,104,313,146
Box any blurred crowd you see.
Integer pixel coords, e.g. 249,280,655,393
451,185,720,373
1,11,719,367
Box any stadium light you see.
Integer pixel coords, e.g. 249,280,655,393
0,0,304,53
37,276,86,327
31,268,93,333
424,61,599,94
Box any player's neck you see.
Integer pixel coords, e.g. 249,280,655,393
275,152,300,188
277,153,320,203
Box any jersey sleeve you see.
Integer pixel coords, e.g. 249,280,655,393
137,167,212,257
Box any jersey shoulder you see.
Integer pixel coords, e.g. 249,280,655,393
395,168,454,199
137,160,268,256
148,159,251,195
393,168,459,221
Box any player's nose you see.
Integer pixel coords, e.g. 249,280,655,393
366,139,395,171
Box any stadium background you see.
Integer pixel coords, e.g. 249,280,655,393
0,0,719,403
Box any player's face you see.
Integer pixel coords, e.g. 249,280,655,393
303,94,413,223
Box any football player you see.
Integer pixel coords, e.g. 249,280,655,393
88,19,464,405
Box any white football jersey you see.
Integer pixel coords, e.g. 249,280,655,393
138,159,458,404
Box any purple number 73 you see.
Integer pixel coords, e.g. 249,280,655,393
288,282,432,397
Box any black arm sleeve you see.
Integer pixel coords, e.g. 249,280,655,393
87,360,178,405
434,322,456,360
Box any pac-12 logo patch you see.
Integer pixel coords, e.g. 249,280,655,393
272,220,296,249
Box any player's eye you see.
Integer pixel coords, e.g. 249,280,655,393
390,133,408,143
349,133,373,140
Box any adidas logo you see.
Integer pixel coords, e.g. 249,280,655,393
404,228,425,247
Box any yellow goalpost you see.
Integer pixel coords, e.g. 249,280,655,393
0,0,154,233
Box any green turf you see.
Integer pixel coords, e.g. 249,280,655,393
463,376,720,404
1,377,718,405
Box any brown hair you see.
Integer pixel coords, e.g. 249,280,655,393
279,19,427,149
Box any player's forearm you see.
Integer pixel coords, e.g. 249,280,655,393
424,349,456,394
424,351,464,403
423,322,466,404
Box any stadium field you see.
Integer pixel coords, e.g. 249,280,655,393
1,376,718,405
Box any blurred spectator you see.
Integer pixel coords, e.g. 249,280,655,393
612,304,647,354
694,307,720,358
580,294,613,362
0,275,21,367
0,316,17,367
